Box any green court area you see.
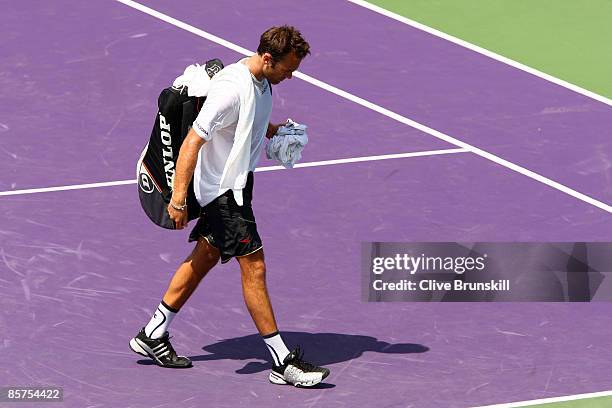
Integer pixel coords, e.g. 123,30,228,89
536,395,612,408
479,394,612,408
367,0,612,100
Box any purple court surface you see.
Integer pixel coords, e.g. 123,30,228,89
1,1,611,407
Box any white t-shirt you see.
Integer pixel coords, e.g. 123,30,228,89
191,60,272,206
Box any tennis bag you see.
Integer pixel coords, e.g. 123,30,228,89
137,58,224,229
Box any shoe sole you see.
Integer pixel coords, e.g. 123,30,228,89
269,370,330,388
129,337,192,368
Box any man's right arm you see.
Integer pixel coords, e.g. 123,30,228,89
169,78,239,229
168,128,205,229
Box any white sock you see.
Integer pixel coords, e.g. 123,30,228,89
144,301,178,339
263,332,291,366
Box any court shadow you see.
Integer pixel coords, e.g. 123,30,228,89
188,331,428,375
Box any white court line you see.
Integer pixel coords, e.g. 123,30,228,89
114,0,612,214
473,389,612,408
347,0,612,108
256,147,468,172
0,148,467,196
0,179,137,197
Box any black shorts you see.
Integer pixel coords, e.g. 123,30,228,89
189,172,262,263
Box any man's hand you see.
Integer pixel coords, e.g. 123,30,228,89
168,199,189,229
266,122,281,139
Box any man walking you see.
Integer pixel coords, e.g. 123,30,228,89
129,26,330,388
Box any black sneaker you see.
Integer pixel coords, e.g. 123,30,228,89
269,346,330,387
129,328,192,368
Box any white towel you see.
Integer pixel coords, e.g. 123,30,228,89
266,119,308,168
172,64,212,97
217,62,256,206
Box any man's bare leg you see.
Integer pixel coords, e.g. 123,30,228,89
162,238,220,309
237,248,292,368
130,238,220,368
237,248,330,385
143,238,220,337
237,248,278,335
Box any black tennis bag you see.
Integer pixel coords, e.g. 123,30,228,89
137,58,224,229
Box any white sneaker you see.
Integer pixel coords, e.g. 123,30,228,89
269,346,330,387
